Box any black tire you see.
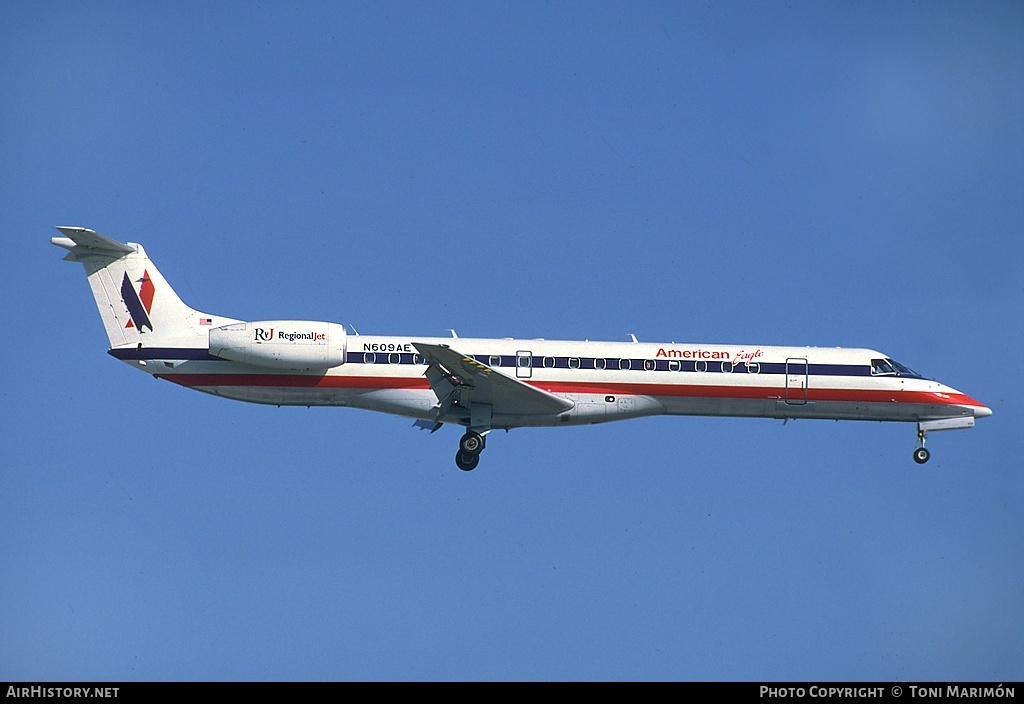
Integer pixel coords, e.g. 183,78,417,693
913,447,930,464
455,450,480,471
459,431,485,455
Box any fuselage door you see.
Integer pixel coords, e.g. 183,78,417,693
785,357,809,405
516,350,532,379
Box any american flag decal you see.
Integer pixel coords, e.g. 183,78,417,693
199,318,212,325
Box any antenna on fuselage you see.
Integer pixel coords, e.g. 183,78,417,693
448,329,458,338
629,333,639,343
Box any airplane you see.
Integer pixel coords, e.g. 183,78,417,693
52,226,991,471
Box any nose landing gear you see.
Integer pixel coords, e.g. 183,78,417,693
911,416,978,465
913,425,930,464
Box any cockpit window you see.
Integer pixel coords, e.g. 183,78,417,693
870,359,896,375
886,358,922,378
871,358,922,378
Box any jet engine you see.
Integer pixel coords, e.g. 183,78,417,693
208,320,347,370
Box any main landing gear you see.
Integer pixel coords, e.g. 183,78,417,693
455,430,486,471
913,425,930,464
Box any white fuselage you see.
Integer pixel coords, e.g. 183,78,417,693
112,335,989,429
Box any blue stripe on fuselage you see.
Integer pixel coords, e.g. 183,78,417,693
110,347,879,378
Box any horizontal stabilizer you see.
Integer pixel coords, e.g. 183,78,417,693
52,227,136,261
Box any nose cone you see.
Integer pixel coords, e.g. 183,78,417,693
950,389,992,419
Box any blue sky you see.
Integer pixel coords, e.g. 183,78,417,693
2,1,1021,681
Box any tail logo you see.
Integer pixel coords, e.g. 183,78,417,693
121,270,154,332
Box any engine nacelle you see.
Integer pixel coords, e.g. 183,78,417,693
209,320,347,370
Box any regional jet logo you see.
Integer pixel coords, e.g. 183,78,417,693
121,270,154,332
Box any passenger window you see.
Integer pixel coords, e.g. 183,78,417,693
747,362,759,374
568,357,581,369
619,358,631,370
644,359,656,371
721,361,733,373
388,353,401,364
695,360,707,372
543,357,555,368
594,358,606,370
364,352,376,364
668,360,681,371
489,355,501,367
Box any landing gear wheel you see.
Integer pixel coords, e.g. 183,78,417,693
913,447,930,464
455,450,480,471
459,431,485,455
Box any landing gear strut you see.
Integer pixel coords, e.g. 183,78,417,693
913,425,930,464
455,430,486,471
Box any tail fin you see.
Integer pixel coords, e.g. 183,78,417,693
52,227,233,348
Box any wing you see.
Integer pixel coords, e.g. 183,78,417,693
413,342,574,418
